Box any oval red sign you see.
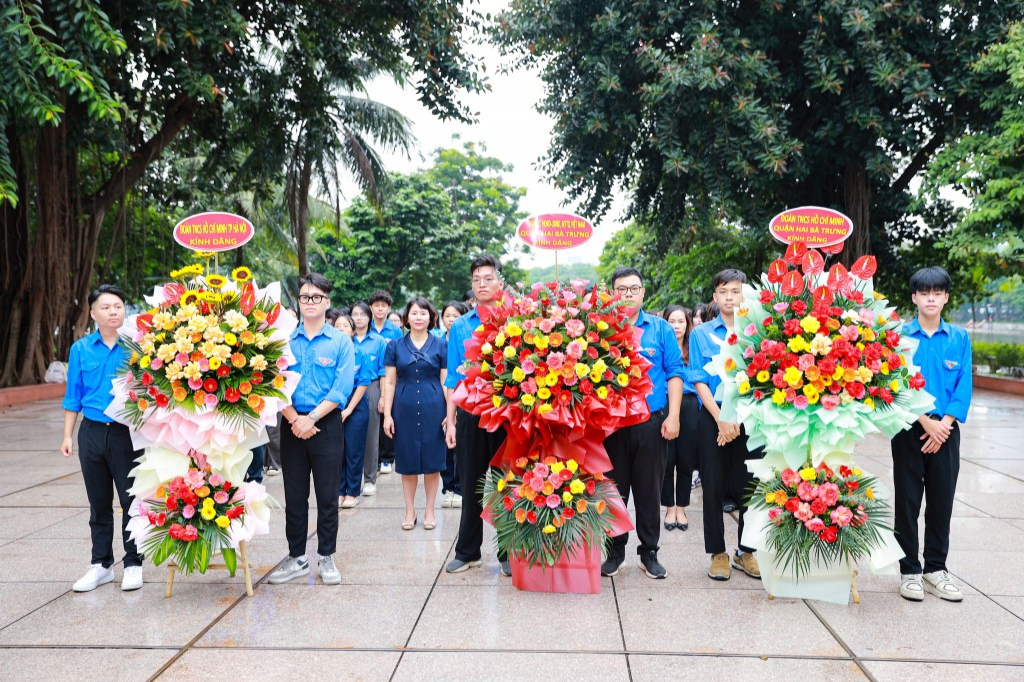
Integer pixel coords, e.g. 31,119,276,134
173,212,255,252
768,206,853,248
516,213,594,251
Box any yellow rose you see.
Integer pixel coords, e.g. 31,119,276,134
880,361,889,375
505,323,523,337
534,335,549,350
784,366,803,387
865,487,875,500
596,386,609,400
766,492,777,504
480,361,490,373
537,403,553,415
504,346,516,359
537,387,551,400
596,320,609,331
772,389,786,405
567,459,578,473
569,479,585,494
616,374,629,387
497,478,506,492
864,397,875,410
542,525,556,534
215,515,230,528
852,467,863,476
756,370,770,383
551,462,565,473
481,342,493,354
512,367,526,382
592,359,608,375
890,380,899,393
495,333,506,346
799,467,817,481
574,363,590,378
562,491,573,504
521,394,536,407
492,395,502,408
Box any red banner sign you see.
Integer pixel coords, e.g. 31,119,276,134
768,206,853,247
517,213,594,251
173,212,255,252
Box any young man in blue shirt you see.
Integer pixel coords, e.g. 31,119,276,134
600,268,684,579
61,284,144,592
690,269,766,582
369,290,402,475
892,266,972,602
444,254,510,575
269,274,355,586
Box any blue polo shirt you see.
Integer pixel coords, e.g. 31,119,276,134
62,332,130,423
288,322,355,413
904,317,973,423
444,307,481,390
352,346,376,389
370,319,404,343
689,315,728,407
353,333,388,379
633,309,685,413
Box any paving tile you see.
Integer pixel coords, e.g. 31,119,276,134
628,654,867,681
160,649,401,682
0,582,70,629
864,661,1024,682
0,507,84,539
813,592,1024,663
0,648,173,682
196,584,430,648
0,583,242,646
0,479,91,507
0,538,115,582
393,652,631,681
335,507,460,542
408,585,623,651
954,474,1024,494
992,596,1024,621
610,543,765,592
949,550,1024,597
616,587,845,657
954,492,1024,519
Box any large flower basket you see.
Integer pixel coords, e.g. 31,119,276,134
510,543,602,594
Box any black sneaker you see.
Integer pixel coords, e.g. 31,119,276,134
499,560,512,577
722,499,738,513
601,556,623,577
639,550,668,579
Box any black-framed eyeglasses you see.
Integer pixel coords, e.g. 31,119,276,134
298,294,327,305
615,285,643,295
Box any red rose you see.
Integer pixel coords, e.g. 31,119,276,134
846,481,860,491
845,382,866,399
128,390,138,402
165,496,178,511
251,372,264,385
225,387,241,403
227,505,245,519
586,480,596,495
155,393,170,408
217,365,231,378
820,526,839,543
203,378,218,393
587,347,599,359
785,498,800,513
888,354,902,370
909,372,926,390
223,482,232,491
727,333,738,345
759,289,775,304
504,385,520,399
181,525,199,542
753,390,764,401
791,299,807,316
156,512,167,526
811,499,827,515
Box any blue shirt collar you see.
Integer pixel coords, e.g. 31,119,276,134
706,315,727,334
905,317,950,337
292,321,338,341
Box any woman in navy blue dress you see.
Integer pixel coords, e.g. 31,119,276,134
383,297,449,531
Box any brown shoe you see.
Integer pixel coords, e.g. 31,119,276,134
732,551,761,579
708,552,731,581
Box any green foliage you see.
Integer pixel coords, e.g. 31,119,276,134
925,22,1024,277
527,262,599,285
973,341,1024,374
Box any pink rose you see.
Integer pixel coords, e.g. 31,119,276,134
858,308,875,325
276,356,290,370
743,346,755,359
182,504,196,519
547,473,563,489
529,476,545,492
150,358,164,370
798,354,815,371
797,481,815,502
830,505,854,527
565,319,585,338
521,359,536,374
805,517,826,533
566,341,583,358
794,502,813,522
821,395,840,410
744,323,757,336
521,378,538,395
768,508,782,523
546,352,566,370
819,482,840,506
546,494,561,508
538,318,556,333
532,463,550,479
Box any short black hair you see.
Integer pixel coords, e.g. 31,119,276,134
89,284,127,307
442,300,470,318
470,254,502,276
368,290,393,306
909,266,952,294
326,307,343,325
463,289,475,303
692,302,708,320
712,269,747,289
298,273,332,295
350,301,372,321
402,297,438,329
706,302,720,319
334,313,355,332
610,267,643,289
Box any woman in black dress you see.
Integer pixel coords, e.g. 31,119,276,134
382,297,449,530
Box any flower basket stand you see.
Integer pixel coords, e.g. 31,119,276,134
509,544,603,594
165,539,254,598
762,551,862,605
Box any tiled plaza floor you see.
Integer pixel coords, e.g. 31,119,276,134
1,391,1023,681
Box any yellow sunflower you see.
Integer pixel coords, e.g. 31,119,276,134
205,274,228,290
192,251,216,259
231,266,253,283
180,291,201,306
198,291,223,303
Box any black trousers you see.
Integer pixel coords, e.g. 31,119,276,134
662,394,699,507
453,409,506,562
281,412,343,557
78,418,143,568
891,418,960,575
697,407,764,555
606,408,668,560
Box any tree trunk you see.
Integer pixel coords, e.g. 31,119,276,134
291,153,313,277
841,160,871,266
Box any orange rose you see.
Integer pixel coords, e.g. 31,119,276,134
552,515,565,527
595,500,607,514
515,508,527,523
576,499,588,513
137,398,150,411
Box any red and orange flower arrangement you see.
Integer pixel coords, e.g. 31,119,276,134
453,280,654,583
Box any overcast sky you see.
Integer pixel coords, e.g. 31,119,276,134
336,1,629,268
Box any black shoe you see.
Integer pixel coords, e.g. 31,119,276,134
499,560,511,577
601,556,623,577
639,550,668,579
676,522,689,531
722,499,738,513
664,521,675,531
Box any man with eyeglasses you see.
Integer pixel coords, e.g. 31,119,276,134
444,254,511,576
269,273,355,586
601,267,684,579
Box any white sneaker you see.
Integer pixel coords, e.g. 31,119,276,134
923,570,964,602
379,462,393,475
121,566,143,591
361,482,376,497
73,564,114,592
319,555,341,585
900,574,925,601
264,466,280,477
268,555,310,584
442,491,454,508
452,494,463,508
340,496,359,509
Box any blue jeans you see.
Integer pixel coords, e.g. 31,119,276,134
246,445,265,483
340,395,370,496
